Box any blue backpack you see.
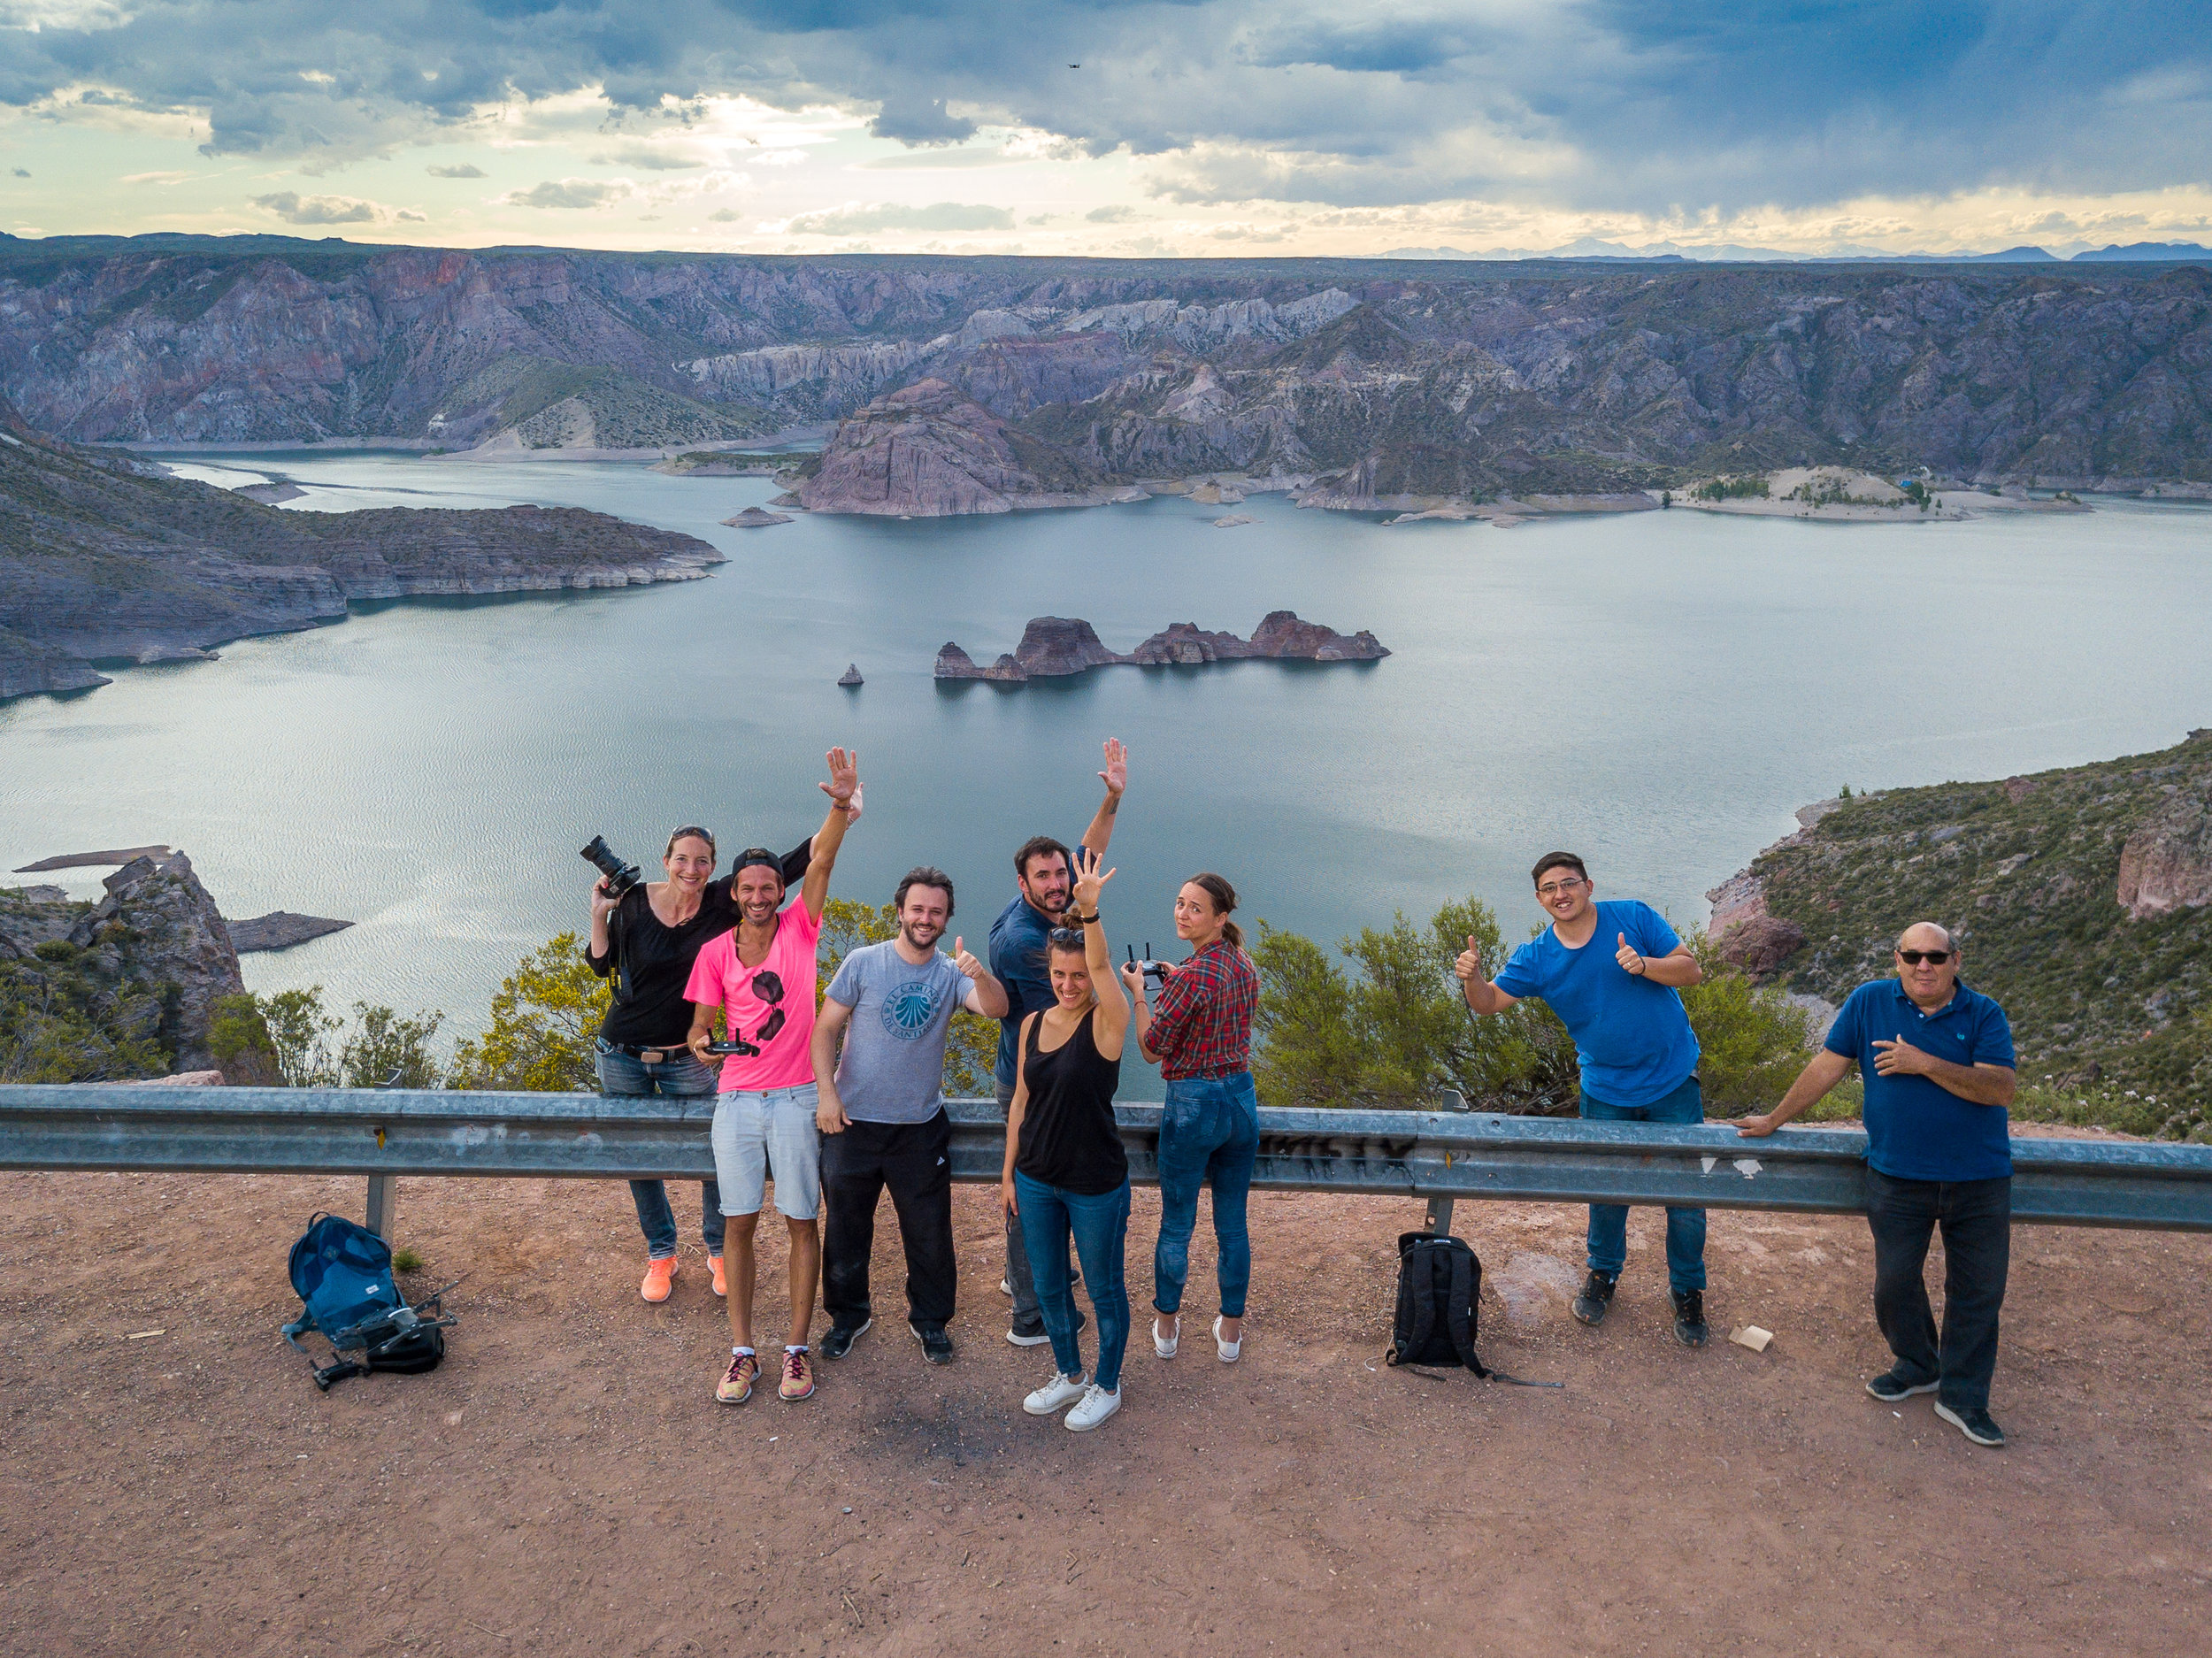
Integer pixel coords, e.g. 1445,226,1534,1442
282,1213,456,1390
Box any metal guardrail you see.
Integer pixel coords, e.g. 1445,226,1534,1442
4,1085,2208,1238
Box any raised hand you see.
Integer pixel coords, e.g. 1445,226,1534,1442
1099,737,1128,796
1871,1035,1935,1077
819,747,860,806
1454,933,1482,983
1071,845,1116,913
1615,932,1646,977
841,782,864,823
952,935,986,979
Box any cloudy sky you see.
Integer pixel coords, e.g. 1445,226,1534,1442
1,1,2208,257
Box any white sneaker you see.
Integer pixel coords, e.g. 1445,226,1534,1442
999,1277,1012,1297
1064,1383,1121,1432
1006,1327,1051,1347
1213,1316,1242,1363
1024,1371,1088,1416
1153,1316,1179,1359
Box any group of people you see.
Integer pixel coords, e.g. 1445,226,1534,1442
588,740,2024,1448
587,741,1260,1432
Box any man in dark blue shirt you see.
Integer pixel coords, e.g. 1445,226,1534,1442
1458,850,1711,1346
988,738,1127,1346
1738,922,2017,1448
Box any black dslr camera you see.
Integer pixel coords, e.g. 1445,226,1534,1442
580,834,642,898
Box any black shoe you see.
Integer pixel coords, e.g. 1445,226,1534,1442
1934,1401,2006,1447
818,1317,872,1360
1571,1270,1618,1326
1864,1369,1939,1403
1671,1289,1708,1347
910,1321,956,1365
1005,1307,1086,1347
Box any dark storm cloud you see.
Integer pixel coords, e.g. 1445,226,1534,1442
3,1,2206,211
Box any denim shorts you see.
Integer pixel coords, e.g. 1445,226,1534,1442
710,1083,822,1220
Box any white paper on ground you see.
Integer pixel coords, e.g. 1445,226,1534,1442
1729,1324,1774,1353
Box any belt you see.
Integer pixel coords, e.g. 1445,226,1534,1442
600,1038,695,1064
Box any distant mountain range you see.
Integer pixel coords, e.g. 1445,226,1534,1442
1380,239,2212,265
1,234,2207,509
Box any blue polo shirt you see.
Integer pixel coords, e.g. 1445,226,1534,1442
1494,899,1701,1109
989,892,1056,1089
1824,979,2016,1181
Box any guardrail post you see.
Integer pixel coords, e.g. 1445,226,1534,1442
365,1175,397,1240
1425,1196,1455,1237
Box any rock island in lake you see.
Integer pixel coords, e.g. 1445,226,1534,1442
935,612,1388,683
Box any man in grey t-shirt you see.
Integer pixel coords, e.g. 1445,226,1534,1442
811,866,1008,1364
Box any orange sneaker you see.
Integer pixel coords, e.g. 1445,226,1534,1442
641,1255,679,1303
710,1255,726,1298
779,1347,815,1401
716,1350,760,1405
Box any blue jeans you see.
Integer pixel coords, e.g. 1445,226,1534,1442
596,1044,721,1259
1581,1075,1706,1292
1153,1072,1260,1318
1015,1170,1131,1393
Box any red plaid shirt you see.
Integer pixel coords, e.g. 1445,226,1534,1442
1143,940,1259,1080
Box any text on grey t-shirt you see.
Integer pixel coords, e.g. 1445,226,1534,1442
824,940,971,1124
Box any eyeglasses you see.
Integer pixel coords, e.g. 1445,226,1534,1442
1536,878,1587,898
747,968,786,1044
1895,949,1954,965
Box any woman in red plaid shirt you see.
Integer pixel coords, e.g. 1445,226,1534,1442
1121,873,1261,1364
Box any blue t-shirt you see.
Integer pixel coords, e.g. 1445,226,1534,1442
989,891,1056,1088
1824,979,2016,1181
1494,899,1700,1108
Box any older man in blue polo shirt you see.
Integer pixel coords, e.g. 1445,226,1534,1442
1737,921,2017,1448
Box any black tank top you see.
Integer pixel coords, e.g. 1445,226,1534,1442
1016,1006,1127,1195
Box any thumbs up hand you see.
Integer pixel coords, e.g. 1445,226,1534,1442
952,935,986,979
1454,933,1483,982
1615,933,1647,977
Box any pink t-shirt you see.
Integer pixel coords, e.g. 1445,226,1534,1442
683,902,822,1093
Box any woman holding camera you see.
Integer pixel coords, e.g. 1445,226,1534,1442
1123,872,1260,1364
1002,848,1132,1432
588,827,809,1303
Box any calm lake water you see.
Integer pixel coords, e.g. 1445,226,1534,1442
6,453,2211,1054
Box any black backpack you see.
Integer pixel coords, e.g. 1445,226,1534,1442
1385,1230,1491,1373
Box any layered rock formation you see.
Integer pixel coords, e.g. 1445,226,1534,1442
0,408,725,699
226,911,353,953
2117,774,2212,918
935,612,1388,681
7,237,2209,497
794,380,1112,515
0,852,280,1082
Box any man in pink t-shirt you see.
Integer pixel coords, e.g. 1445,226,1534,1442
686,746,858,1406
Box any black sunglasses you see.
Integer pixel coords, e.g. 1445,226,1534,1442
749,969,786,1044
1896,948,1954,965
1048,928,1087,948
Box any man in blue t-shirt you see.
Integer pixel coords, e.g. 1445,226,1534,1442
1456,850,1711,1346
987,738,1128,1346
1737,921,2017,1449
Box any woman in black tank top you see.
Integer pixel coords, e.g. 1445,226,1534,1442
1001,848,1133,1432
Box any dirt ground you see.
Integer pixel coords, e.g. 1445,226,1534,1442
2,1144,2208,1658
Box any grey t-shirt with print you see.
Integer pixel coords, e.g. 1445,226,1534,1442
825,940,970,1124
